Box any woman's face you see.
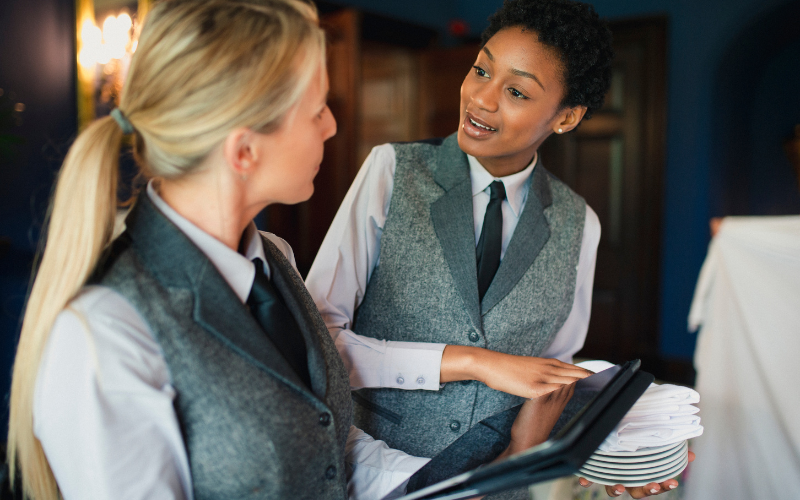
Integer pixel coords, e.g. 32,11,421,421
256,65,336,205
458,28,570,176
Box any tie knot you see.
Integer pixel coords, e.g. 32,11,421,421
489,181,506,201
249,258,270,303
252,257,266,276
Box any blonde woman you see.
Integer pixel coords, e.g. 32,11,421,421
5,1,568,499
4,1,430,498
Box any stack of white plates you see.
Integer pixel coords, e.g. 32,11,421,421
575,441,690,487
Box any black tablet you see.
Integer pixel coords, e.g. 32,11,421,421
391,360,653,500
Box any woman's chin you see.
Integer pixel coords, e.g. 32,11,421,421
457,129,496,158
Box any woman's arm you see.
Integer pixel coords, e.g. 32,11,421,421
306,144,446,391
34,287,191,500
440,345,591,399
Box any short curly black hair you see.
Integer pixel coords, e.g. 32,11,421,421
481,0,613,118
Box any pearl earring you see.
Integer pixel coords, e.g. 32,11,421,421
558,128,563,134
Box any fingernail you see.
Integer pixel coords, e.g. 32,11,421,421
650,488,658,494
668,484,676,490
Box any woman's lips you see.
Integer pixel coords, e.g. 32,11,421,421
462,112,497,139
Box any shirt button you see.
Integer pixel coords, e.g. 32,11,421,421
325,465,337,480
449,420,461,432
468,331,480,343
416,376,425,385
319,413,331,426
396,376,405,385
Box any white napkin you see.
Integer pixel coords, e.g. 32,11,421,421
576,360,704,452
625,404,700,418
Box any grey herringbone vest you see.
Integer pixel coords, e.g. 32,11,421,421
353,134,585,459
97,195,352,500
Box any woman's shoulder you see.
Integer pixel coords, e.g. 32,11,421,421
258,232,299,274
37,286,169,404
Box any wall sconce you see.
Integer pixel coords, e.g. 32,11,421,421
75,0,150,130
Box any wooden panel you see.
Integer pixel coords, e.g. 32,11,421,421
418,44,479,138
267,9,361,276
359,42,419,163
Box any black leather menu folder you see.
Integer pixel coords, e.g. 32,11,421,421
388,360,654,500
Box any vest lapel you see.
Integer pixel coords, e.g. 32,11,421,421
430,135,482,333
481,163,554,315
126,195,314,398
261,236,329,400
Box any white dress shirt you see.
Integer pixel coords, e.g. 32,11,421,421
33,182,429,500
306,144,601,391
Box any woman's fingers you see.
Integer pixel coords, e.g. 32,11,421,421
586,479,683,498
659,479,679,492
540,359,593,378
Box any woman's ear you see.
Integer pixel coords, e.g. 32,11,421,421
553,106,588,134
222,128,259,181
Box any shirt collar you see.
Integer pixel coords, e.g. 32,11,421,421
146,181,266,303
467,152,537,217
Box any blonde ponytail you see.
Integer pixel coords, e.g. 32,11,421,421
7,1,325,498
8,116,122,499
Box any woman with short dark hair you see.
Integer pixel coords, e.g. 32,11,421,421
307,0,684,497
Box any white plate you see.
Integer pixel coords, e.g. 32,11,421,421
576,455,689,487
581,448,686,476
579,455,687,482
593,441,683,458
589,441,684,463
585,442,688,469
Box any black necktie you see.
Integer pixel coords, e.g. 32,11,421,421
247,258,311,388
476,181,506,301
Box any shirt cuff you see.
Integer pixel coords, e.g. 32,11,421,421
383,341,446,391
345,426,430,500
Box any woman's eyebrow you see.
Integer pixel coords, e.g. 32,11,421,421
483,46,545,91
510,68,545,91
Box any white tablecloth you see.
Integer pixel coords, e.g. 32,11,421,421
685,216,800,499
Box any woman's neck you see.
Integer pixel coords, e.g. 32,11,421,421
474,150,538,178
156,171,256,252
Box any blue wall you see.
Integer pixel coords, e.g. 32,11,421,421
749,39,800,216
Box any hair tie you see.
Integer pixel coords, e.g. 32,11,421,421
110,108,135,135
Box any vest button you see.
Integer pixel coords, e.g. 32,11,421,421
325,465,337,480
460,380,471,386
319,413,331,426
468,331,480,343
449,420,461,432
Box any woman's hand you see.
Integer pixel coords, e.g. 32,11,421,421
440,345,591,399
495,382,576,460
578,451,696,498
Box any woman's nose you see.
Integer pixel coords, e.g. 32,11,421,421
323,106,337,141
471,82,499,113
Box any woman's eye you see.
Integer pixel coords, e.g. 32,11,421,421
473,66,487,78
508,88,528,99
